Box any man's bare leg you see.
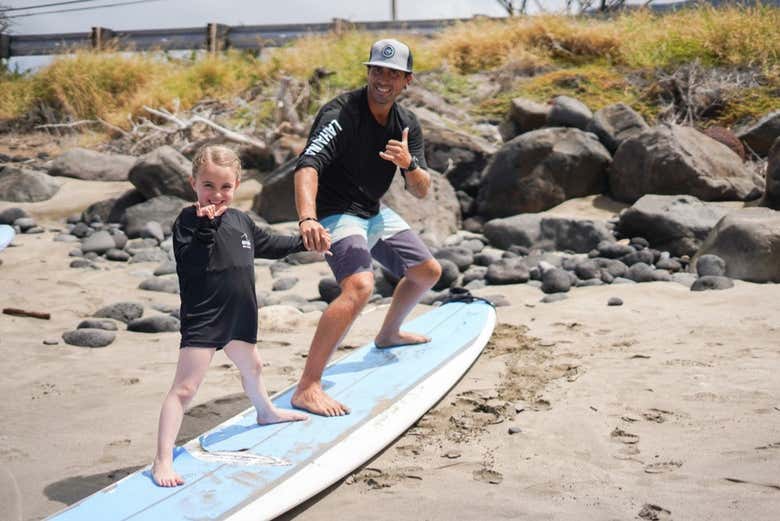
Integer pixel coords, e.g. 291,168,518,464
292,272,374,416
375,258,442,348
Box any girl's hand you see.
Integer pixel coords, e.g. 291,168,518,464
195,202,228,220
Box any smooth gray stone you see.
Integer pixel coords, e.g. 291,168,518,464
541,268,571,294
94,302,144,323
607,297,623,306
695,254,727,277
127,315,180,333
139,276,179,294
62,328,116,348
691,276,734,291
130,249,170,264
81,230,116,255
541,294,568,303
153,260,177,276
105,248,131,262
54,233,80,242
77,319,118,331
272,277,299,291
70,259,97,269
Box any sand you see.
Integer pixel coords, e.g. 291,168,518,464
1,178,779,521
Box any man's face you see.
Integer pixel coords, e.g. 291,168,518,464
366,66,411,108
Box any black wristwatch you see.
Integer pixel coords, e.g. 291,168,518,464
402,155,419,174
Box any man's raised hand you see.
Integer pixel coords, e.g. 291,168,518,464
379,127,411,169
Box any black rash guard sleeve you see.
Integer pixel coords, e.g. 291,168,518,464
295,106,352,175
173,209,218,268
248,217,305,259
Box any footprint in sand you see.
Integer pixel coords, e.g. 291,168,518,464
644,460,683,474
473,468,503,485
642,409,675,423
638,503,672,520
610,427,639,444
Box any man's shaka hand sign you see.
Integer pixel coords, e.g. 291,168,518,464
379,127,412,170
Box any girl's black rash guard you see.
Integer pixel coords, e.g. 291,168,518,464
173,206,304,349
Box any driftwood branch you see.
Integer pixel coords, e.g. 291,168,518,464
3,308,51,320
35,120,97,130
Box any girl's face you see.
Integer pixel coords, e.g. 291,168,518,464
190,161,240,211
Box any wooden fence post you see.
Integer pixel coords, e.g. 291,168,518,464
91,26,115,51
206,23,230,54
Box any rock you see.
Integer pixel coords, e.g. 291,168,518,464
139,276,179,294
595,258,628,278
382,169,461,247
462,216,485,233
81,198,116,224
272,277,299,291
128,146,195,200
483,214,613,253
70,259,97,269
434,247,474,272
541,268,571,293
153,260,177,276
596,240,633,259
80,230,116,255
0,207,29,225
477,127,611,217
48,148,135,181
499,97,549,141
141,221,165,243
127,315,180,333
485,257,530,285
462,265,488,284
626,263,671,283
125,238,160,254
547,95,593,130
130,249,170,264
574,259,601,280
122,195,190,238
695,254,726,277
586,102,649,153
13,217,36,232
655,257,682,272
737,110,780,156
610,124,763,203
43,339,59,346
77,319,118,331
672,272,697,287
691,276,734,291
54,234,79,243
474,247,505,266
108,189,147,223
111,229,128,249
285,250,325,265
0,166,60,202
761,137,780,209
607,297,623,306
62,329,116,348
433,259,460,290
252,159,297,222
94,302,144,323
695,207,780,282
617,195,731,257
318,277,341,303
415,108,496,196
25,226,45,234
620,249,655,267
507,425,523,435
701,126,745,160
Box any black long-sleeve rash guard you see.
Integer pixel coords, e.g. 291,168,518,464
295,86,428,219
173,206,304,348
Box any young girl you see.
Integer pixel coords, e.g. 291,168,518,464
152,145,316,487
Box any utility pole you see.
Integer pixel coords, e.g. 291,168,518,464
391,0,397,20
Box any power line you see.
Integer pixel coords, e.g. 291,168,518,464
5,0,163,18
2,1,107,13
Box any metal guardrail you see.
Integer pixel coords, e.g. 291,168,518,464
0,17,476,59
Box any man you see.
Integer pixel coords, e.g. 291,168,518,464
292,38,442,416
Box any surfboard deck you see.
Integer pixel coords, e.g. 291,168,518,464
48,298,496,521
0,224,15,252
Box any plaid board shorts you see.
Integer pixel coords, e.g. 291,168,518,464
319,206,433,283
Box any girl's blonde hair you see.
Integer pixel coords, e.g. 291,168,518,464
191,145,242,181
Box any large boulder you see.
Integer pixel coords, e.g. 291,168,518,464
547,96,593,130
122,195,190,238
483,214,612,253
48,148,135,181
417,109,497,196
586,102,649,153
761,137,780,210
610,124,763,203
128,146,195,200
737,110,780,156
252,159,296,223
0,166,60,202
617,195,731,257
499,97,550,142
476,127,611,218
383,169,460,246
695,207,780,282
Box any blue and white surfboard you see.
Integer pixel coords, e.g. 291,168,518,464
48,298,496,521
0,225,15,252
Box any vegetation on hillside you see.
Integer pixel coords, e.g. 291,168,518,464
0,3,777,132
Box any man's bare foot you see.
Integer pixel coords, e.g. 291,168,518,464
291,383,350,417
151,459,184,487
257,407,308,425
374,330,430,349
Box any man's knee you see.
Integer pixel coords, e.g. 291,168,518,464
340,271,375,307
408,258,441,287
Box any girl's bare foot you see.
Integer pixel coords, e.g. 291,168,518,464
374,330,430,349
257,407,308,425
151,459,184,487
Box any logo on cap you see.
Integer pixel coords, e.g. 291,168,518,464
381,45,395,58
